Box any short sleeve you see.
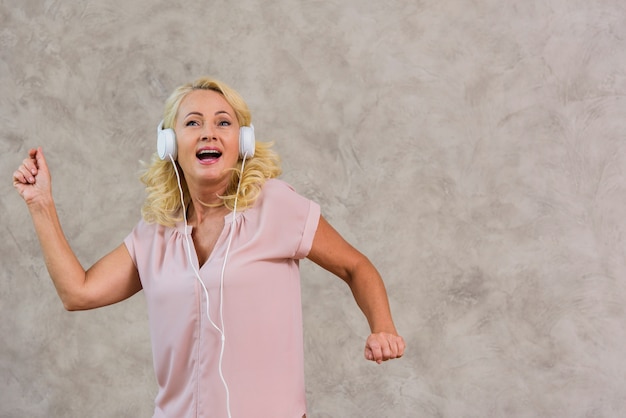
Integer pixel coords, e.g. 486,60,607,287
251,179,320,260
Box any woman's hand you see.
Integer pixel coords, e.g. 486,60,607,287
13,147,52,206
365,332,406,364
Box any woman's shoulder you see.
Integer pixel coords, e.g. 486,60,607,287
255,178,318,215
258,178,305,203
262,178,295,194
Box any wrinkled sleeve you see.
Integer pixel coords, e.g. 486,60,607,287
255,180,320,260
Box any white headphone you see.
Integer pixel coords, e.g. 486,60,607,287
157,120,256,160
161,118,254,418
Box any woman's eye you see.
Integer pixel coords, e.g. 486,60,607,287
218,120,231,126
186,120,199,126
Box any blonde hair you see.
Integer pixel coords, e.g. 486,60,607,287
140,77,281,227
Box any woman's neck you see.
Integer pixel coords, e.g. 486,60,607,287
186,181,231,226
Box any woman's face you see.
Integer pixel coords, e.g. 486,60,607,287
174,89,240,189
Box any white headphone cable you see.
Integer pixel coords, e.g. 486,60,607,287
169,155,222,334
169,153,247,418
216,152,248,418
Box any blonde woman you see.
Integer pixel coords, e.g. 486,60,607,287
13,76,405,418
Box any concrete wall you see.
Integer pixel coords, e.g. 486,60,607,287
2,0,626,416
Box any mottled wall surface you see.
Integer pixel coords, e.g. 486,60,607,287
2,1,626,417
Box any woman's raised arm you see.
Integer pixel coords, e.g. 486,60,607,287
13,147,142,310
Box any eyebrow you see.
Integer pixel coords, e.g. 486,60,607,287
183,110,232,119
184,111,203,119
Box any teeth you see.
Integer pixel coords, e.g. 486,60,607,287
197,149,222,160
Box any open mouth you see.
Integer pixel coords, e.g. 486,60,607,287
196,149,222,161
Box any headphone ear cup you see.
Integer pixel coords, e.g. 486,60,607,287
239,125,255,158
157,121,177,160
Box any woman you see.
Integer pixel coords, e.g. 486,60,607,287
13,77,405,418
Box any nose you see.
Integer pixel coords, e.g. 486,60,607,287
200,124,216,140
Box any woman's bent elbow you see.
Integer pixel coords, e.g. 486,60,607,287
60,292,95,311
62,299,87,311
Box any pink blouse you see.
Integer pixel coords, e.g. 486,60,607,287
124,179,320,418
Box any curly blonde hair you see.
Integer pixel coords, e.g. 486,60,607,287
140,77,281,227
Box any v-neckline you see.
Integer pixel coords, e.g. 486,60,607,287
177,211,240,270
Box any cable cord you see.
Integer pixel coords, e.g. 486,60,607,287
169,153,249,418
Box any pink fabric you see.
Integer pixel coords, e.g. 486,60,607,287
124,179,320,418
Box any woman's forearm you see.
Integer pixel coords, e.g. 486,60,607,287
28,198,87,309
346,257,399,335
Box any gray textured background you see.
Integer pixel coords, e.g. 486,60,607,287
2,0,626,417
